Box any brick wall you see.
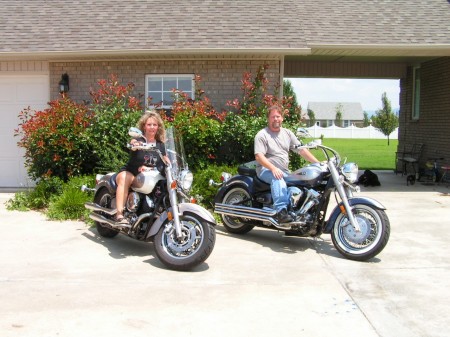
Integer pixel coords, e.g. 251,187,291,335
50,59,280,112
399,57,450,168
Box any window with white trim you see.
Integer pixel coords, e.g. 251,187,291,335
412,66,421,120
145,74,194,109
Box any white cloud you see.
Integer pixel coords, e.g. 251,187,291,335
286,78,400,112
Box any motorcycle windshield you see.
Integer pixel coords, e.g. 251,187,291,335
165,127,188,174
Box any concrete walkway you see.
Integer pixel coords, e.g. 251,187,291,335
0,171,449,337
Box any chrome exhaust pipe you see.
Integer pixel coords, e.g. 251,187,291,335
85,202,117,216
214,203,289,228
89,212,131,230
214,203,306,229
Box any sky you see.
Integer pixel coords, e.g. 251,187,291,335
286,78,400,113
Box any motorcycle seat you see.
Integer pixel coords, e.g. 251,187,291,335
238,165,257,177
109,173,118,191
253,175,270,192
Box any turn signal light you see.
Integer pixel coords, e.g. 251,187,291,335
170,180,177,189
339,205,347,214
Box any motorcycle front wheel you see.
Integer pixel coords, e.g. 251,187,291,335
331,204,390,261
154,214,216,271
220,187,254,234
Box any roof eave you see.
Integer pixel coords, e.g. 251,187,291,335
0,48,312,61
309,43,450,57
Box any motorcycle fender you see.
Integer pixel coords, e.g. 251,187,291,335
146,203,216,238
213,175,254,204
94,180,116,197
323,197,386,234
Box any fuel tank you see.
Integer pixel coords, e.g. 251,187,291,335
287,163,327,187
131,169,165,194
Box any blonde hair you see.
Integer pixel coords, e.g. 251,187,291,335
137,110,166,142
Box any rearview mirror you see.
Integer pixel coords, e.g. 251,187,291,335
296,127,311,138
128,127,142,138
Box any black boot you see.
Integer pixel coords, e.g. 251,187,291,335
276,209,293,223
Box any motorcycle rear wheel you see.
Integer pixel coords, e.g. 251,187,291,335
94,188,119,238
154,214,216,271
221,187,254,234
331,204,390,261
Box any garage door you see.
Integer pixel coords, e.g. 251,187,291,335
0,75,49,188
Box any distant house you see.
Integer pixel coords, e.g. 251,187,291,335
306,102,365,127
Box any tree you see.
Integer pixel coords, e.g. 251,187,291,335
372,92,399,145
307,109,316,127
335,103,344,127
363,111,371,127
282,79,301,124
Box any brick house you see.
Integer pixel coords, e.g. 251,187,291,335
1,0,449,187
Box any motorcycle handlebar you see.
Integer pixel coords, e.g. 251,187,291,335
295,141,341,165
127,142,158,151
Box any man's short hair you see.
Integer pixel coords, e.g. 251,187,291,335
267,105,283,118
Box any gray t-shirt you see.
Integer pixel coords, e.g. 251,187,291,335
254,127,301,175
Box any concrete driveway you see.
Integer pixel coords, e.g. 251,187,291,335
0,171,449,337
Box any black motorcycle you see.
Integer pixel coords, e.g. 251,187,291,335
83,126,216,271
210,129,390,261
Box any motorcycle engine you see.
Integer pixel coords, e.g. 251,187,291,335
126,192,140,212
126,192,155,213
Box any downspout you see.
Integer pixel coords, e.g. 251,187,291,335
279,57,285,100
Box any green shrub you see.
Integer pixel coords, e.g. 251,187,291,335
47,175,95,221
6,176,63,211
191,164,237,209
220,64,303,166
5,192,31,211
217,111,266,164
47,187,91,221
163,76,224,170
86,74,144,173
15,97,94,181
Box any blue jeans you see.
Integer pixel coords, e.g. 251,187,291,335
258,168,289,213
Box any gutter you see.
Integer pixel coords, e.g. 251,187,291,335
0,48,312,61
309,43,450,56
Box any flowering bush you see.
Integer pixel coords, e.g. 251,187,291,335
15,75,144,180
85,74,143,173
162,76,225,170
15,97,94,180
221,64,303,165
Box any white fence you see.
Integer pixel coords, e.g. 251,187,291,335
305,125,398,139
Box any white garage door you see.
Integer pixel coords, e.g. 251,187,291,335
0,74,49,188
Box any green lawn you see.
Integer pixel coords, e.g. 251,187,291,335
311,138,398,170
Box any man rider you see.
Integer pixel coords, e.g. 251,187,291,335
254,105,320,223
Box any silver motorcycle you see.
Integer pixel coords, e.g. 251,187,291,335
83,126,216,271
211,129,390,261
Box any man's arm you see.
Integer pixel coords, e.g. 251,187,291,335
255,152,285,180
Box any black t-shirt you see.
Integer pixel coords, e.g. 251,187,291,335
120,137,167,176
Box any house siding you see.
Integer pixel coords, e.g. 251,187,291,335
50,59,280,112
399,57,450,168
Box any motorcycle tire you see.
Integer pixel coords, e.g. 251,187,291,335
154,214,216,271
331,203,390,261
220,187,254,234
94,188,119,238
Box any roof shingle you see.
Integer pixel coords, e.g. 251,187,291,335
0,0,449,57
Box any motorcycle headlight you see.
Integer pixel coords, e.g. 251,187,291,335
342,163,358,183
180,169,193,191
